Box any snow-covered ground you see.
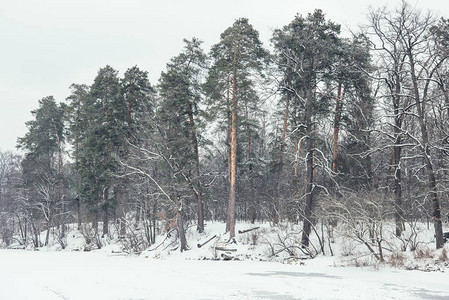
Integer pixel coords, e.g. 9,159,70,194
1,249,449,300
3,221,449,299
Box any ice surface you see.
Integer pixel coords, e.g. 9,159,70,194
0,249,449,299
2,221,449,299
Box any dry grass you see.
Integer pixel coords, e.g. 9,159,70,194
414,247,434,260
388,252,405,268
438,247,448,262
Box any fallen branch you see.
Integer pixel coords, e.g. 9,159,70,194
215,247,237,252
269,246,295,258
147,228,177,251
197,235,217,248
238,227,260,234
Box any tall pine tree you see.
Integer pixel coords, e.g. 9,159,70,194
207,18,268,239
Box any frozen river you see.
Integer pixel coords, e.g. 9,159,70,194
0,250,448,299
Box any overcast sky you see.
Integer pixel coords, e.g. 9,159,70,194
0,0,447,151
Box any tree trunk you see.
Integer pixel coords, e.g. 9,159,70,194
75,136,82,230
331,83,343,174
102,208,109,237
228,90,237,239
58,137,66,237
225,76,232,233
152,199,157,243
280,94,290,164
275,88,290,224
227,53,239,239
31,220,40,248
116,190,127,238
102,187,109,237
301,88,314,247
186,102,204,233
393,104,403,237
91,210,98,236
408,53,444,248
115,183,126,237
391,86,407,237
245,101,256,223
77,197,82,231
119,203,126,237
135,202,141,228
45,219,51,246
178,201,188,252
293,108,305,192
118,97,136,237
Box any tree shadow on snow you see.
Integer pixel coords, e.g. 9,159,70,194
246,271,342,279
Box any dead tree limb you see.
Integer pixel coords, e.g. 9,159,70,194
197,235,217,248
215,247,237,252
238,227,260,234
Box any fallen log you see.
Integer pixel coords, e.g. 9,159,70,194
221,253,234,260
238,227,260,234
197,235,217,248
215,247,237,252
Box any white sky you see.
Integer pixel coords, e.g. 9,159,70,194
0,0,447,151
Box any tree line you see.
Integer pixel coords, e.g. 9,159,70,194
0,2,448,252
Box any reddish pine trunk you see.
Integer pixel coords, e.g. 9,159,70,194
228,50,239,239
225,76,232,233
228,78,238,239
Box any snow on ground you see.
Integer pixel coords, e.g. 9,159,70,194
2,221,449,299
0,249,449,300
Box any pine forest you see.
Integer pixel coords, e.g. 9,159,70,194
2,2,449,277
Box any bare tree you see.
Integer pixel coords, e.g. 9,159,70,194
365,4,413,237
366,2,449,248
